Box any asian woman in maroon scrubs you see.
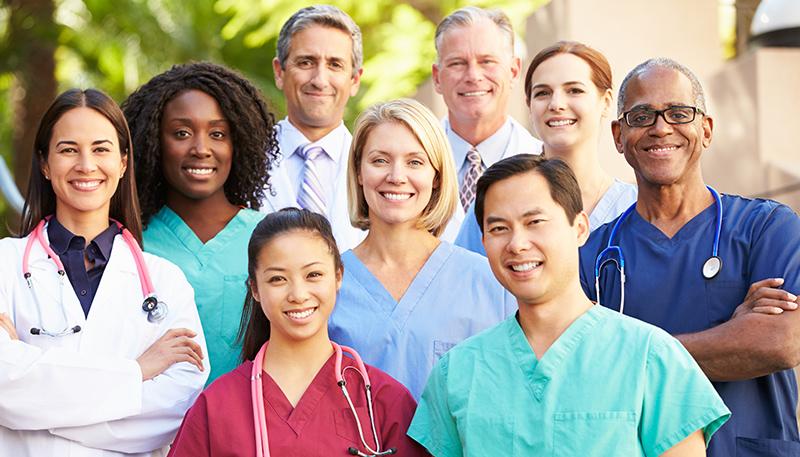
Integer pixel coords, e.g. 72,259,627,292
168,208,427,456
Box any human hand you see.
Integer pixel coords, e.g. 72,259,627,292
136,328,204,381
0,313,18,340
732,278,798,318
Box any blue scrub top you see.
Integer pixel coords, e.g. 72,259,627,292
579,194,800,457
144,207,264,384
329,241,515,399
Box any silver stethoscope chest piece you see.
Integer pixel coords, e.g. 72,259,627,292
147,300,168,323
702,256,722,280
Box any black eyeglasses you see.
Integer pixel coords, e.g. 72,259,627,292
619,106,704,128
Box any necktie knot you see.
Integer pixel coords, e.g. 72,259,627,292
299,144,324,161
466,147,482,166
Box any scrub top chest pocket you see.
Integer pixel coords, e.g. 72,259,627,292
552,411,639,457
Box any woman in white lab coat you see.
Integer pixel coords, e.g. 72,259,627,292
0,88,209,457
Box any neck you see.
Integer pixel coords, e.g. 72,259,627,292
356,220,440,266
635,175,712,237
263,330,334,378
544,139,612,215
516,281,593,358
165,190,238,235
289,117,340,143
449,114,507,146
54,207,110,242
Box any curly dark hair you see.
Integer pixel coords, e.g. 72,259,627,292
122,61,279,226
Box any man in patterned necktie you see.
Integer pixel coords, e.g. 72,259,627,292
260,5,365,250
433,6,542,214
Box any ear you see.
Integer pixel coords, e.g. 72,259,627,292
249,278,261,303
335,267,343,291
432,63,442,94
273,57,284,90
40,154,50,180
601,88,613,118
701,115,713,149
509,56,522,84
120,150,128,178
573,211,591,247
349,67,363,97
611,119,624,154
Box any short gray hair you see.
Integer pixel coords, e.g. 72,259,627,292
617,58,706,115
276,5,363,76
434,6,514,60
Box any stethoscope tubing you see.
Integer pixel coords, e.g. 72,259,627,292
21,217,163,336
251,341,390,457
595,186,723,313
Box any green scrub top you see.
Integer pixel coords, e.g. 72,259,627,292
408,305,730,457
143,207,263,384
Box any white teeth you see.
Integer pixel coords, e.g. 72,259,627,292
648,146,678,153
547,119,576,127
511,262,540,272
286,308,315,319
461,91,489,97
382,193,411,201
72,181,101,190
186,168,214,175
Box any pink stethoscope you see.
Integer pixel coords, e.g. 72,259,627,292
250,341,397,457
21,216,167,337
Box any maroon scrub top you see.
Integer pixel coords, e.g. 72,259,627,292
168,352,429,456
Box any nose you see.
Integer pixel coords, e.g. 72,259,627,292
464,61,484,83
648,113,674,137
75,150,98,173
548,89,566,111
191,135,212,158
307,65,329,91
386,163,407,184
287,281,310,304
505,226,531,255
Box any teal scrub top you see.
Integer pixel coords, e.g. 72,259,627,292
408,305,730,457
143,207,263,384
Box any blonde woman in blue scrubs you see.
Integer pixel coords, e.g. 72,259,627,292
123,62,277,383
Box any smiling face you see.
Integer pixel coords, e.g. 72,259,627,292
273,25,362,140
432,18,520,134
160,89,233,202
482,171,588,307
250,230,342,344
528,53,612,154
612,67,712,189
42,107,127,222
358,121,438,230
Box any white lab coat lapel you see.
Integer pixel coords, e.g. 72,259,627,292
24,232,85,347
80,235,148,353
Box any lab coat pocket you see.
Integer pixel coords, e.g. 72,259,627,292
706,281,748,326
552,411,638,457
221,275,248,348
736,437,800,456
334,406,380,451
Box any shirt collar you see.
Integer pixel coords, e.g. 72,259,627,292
46,217,119,262
445,116,514,169
277,117,348,163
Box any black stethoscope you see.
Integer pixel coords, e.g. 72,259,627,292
22,217,167,337
594,186,723,314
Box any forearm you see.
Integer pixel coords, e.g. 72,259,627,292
677,312,800,381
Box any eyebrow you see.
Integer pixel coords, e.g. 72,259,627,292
485,208,545,225
262,261,324,272
629,102,691,110
55,139,113,147
167,118,228,125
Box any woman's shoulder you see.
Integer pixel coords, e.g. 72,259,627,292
360,360,416,404
200,361,253,403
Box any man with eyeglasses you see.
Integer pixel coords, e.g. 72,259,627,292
578,57,800,456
